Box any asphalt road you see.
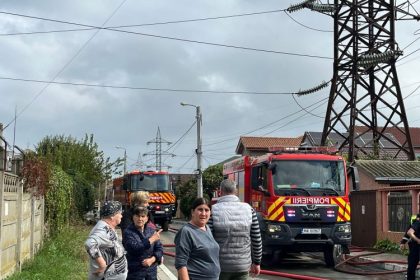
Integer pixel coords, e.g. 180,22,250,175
161,222,406,280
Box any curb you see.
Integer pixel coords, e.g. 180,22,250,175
358,256,409,274
171,219,187,225
158,264,177,280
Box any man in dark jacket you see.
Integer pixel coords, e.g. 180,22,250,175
400,214,420,250
406,213,420,280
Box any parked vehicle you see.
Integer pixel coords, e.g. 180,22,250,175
221,146,359,266
113,170,176,231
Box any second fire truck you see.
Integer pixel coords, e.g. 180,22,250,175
112,170,176,231
222,146,359,266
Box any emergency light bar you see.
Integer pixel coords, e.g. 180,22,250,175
268,146,339,155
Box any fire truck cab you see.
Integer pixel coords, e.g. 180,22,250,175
113,170,176,231
222,146,359,266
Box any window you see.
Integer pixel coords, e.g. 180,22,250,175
251,165,267,190
388,191,411,232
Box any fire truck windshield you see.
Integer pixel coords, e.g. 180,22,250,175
129,174,170,192
271,160,345,196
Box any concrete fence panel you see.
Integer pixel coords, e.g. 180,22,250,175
0,171,44,279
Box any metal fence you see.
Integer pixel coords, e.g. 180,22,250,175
0,171,44,279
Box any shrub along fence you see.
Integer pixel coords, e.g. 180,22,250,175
0,171,44,279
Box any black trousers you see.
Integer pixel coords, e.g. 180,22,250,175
407,242,419,280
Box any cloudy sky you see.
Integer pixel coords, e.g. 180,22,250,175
1,0,419,175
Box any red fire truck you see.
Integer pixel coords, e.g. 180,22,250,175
222,147,359,266
112,170,176,231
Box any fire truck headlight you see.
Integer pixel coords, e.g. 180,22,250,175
164,207,170,212
337,224,351,233
268,224,282,233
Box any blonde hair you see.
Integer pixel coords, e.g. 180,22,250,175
130,191,150,208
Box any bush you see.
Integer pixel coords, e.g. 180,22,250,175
374,239,400,252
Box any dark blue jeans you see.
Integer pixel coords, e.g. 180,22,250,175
126,271,157,280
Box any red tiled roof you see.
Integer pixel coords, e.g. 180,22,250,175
355,126,420,147
236,136,303,154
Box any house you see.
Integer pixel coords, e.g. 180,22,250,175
235,136,303,156
354,126,420,160
351,160,420,247
302,131,406,160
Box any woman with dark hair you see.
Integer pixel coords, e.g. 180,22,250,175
123,206,163,280
174,197,220,280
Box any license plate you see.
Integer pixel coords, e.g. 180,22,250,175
302,228,321,234
154,211,165,214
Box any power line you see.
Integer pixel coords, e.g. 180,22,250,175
283,10,332,33
0,76,309,95
175,153,195,173
292,93,325,118
204,96,328,147
164,121,196,153
0,8,288,36
3,1,128,130
0,11,332,60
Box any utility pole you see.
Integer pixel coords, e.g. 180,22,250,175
181,102,203,198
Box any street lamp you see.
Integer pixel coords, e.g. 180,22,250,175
180,102,203,198
115,146,127,175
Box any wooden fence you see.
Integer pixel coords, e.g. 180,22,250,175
0,171,44,279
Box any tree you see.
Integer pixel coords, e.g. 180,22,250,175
176,179,197,219
22,152,50,197
202,164,223,199
46,166,73,236
36,134,119,218
175,164,222,218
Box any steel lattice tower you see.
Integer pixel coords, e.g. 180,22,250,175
143,127,174,171
317,0,418,162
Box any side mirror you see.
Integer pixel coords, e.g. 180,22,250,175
347,166,360,191
123,177,128,190
268,163,277,175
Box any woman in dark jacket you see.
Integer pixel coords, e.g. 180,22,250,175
123,206,163,280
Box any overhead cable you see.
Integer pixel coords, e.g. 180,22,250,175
3,1,128,130
0,10,332,60
0,8,288,36
283,11,332,33
0,76,316,95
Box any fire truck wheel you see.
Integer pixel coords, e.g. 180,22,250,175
162,221,169,231
324,244,343,267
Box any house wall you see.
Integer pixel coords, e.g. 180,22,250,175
356,169,420,244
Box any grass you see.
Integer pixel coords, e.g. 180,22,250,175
7,225,90,280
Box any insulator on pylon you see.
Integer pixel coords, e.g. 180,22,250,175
306,3,336,13
296,80,329,96
358,50,402,68
287,0,316,13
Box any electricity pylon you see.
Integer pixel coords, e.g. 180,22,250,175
143,127,174,171
289,0,419,162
